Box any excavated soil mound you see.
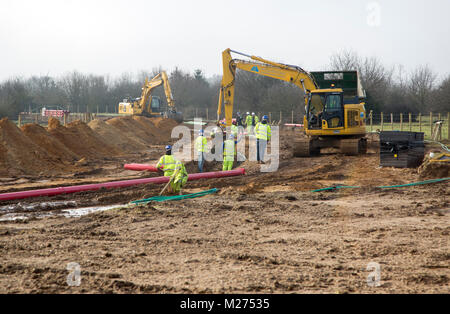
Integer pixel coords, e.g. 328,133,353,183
0,116,181,177
21,123,79,163
106,116,154,147
105,116,179,146
151,117,179,135
47,118,122,159
88,119,147,152
418,159,450,179
0,118,65,176
132,116,172,144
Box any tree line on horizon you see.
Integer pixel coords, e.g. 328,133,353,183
0,50,448,120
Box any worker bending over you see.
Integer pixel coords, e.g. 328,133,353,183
255,115,271,164
223,133,235,171
156,145,188,194
195,129,207,172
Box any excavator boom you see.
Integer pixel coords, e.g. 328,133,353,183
218,48,318,126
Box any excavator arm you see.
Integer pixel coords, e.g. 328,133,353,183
161,71,176,112
137,71,177,114
218,48,319,126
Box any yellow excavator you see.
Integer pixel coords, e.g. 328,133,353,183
217,48,367,156
118,71,183,123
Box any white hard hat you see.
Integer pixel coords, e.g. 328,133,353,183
246,112,250,115
252,112,255,115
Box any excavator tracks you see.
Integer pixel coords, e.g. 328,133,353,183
293,138,319,157
293,137,367,157
340,138,367,155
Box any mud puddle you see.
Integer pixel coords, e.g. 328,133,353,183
0,202,126,221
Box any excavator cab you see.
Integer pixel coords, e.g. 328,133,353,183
150,96,162,112
307,90,344,130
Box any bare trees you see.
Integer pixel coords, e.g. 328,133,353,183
432,74,450,112
329,50,392,112
28,75,65,108
0,78,31,118
0,57,446,120
60,71,89,113
329,50,441,113
408,65,437,111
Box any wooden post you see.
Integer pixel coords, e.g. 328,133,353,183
35,114,38,124
430,112,433,139
419,113,422,132
400,113,403,131
381,112,384,131
438,120,442,141
279,111,282,124
291,110,294,124
18,114,21,127
63,113,67,126
369,110,373,132
391,113,393,130
438,113,442,140
447,112,450,140
409,113,412,131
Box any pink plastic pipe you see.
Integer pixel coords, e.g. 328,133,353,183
124,163,158,172
0,168,245,201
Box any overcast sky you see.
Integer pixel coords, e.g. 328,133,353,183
0,0,449,81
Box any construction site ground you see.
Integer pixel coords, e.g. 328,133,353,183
0,117,448,294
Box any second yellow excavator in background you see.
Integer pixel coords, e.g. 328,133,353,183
217,48,367,156
118,71,183,123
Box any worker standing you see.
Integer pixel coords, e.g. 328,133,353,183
195,130,207,172
247,112,259,135
245,112,252,135
156,145,188,194
223,134,235,171
210,126,223,158
231,120,239,139
255,115,271,164
231,120,239,156
252,112,259,129
236,112,243,127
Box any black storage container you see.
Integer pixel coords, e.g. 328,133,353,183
379,131,425,168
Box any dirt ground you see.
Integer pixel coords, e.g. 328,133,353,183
0,123,448,294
